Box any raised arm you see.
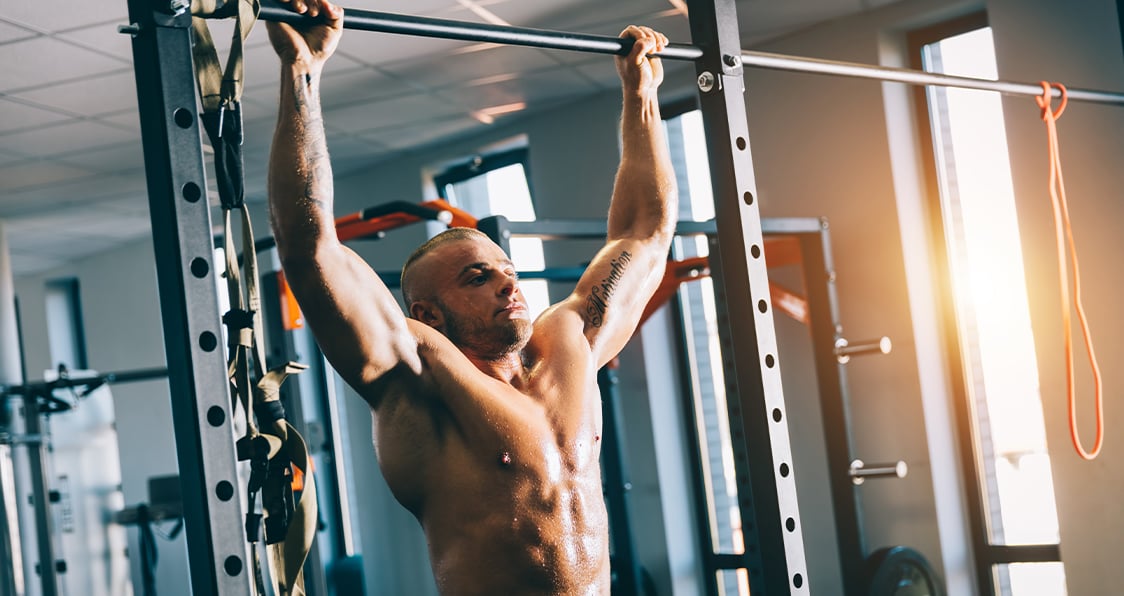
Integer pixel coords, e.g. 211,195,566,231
266,0,421,395
556,26,678,367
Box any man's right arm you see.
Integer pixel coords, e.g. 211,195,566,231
267,1,422,395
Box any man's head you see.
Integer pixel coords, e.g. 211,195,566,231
400,228,531,356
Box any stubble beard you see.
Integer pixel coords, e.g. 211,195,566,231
439,303,532,358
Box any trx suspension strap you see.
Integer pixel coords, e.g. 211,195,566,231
189,2,318,594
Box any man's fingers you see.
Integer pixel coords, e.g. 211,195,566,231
322,0,344,25
634,37,655,65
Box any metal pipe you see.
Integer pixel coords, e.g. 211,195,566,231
256,0,702,60
0,221,24,596
255,0,1124,105
848,459,908,486
834,336,892,364
741,49,1124,105
23,391,59,596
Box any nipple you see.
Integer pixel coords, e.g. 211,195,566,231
499,451,513,466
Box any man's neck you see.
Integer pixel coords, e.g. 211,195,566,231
464,349,526,385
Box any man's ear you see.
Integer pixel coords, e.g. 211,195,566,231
410,300,444,330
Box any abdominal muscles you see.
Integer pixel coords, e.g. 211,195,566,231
423,441,609,596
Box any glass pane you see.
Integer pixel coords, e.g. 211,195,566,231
994,562,1067,596
716,568,750,596
923,28,1061,546
44,278,85,370
443,161,550,318
676,239,743,554
666,110,745,555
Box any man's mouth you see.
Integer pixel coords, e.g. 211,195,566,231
497,302,526,315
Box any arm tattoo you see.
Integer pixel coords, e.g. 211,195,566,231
290,73,330,209
584,250,633,328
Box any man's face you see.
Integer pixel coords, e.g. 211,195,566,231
412,235,532,356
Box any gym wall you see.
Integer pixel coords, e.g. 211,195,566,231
11,0,1124,594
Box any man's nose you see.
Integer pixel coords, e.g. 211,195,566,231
498,274,518,296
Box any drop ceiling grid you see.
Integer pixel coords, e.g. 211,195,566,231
0,0,904,277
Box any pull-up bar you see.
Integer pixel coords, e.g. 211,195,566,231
255,0,1124,106
256,0,703,60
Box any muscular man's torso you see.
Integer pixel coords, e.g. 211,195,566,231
365,311,610,596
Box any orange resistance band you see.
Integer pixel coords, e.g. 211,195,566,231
1036,81,1104,460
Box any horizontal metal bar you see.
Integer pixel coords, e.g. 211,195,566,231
707,552,750,569
982,544,1061,564
256,1,1124,105
741,49,1124,106
257,0,702,60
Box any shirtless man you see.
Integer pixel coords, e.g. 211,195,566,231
266,1,676,593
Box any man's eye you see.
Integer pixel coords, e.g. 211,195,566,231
471,275,487,285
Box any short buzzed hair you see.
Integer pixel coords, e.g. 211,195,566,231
400,227,493,310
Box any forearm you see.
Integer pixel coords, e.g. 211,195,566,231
608,91,678,244
268,62,337,262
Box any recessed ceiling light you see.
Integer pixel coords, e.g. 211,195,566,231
470,101,526,124
667,0,688,16
455,0,511,27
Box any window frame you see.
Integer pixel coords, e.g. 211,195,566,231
433,147,534,206
906,12,1063,596
43,277,88,371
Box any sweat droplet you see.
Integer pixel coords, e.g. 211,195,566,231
500,451,512,466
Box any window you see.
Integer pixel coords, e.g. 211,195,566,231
665,107,750,596
435,148,550,318
910,15,1065,595
44,278,86,371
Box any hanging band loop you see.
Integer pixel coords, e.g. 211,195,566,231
1037,81,1104,460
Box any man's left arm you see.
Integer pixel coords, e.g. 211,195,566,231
555,26,678,368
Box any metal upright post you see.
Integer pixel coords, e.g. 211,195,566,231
686,0,809,593
597,367,644,596
797,221,867,594
126,0,253,593
20,395,58,596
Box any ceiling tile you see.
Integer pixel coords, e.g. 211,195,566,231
571,59,620,89
96,109,141,130
336,30,467,70
320,67,414,109
55,19,135,62
357,115,482,150
0,149,32,168
0,161,93,195
0,120,137,159
0,98,73,133
392,0,464,16
0,37,127,93
325,93,466,134
9,71,137,117
0,172,147,217
321,133,390,161
1,1,127,33
434,66,597,110
381,44,559,89
470,0,594,28
54,141,144,173
0,19,38,43
541,0,670,36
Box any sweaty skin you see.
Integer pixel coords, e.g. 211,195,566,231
266,1,676,594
